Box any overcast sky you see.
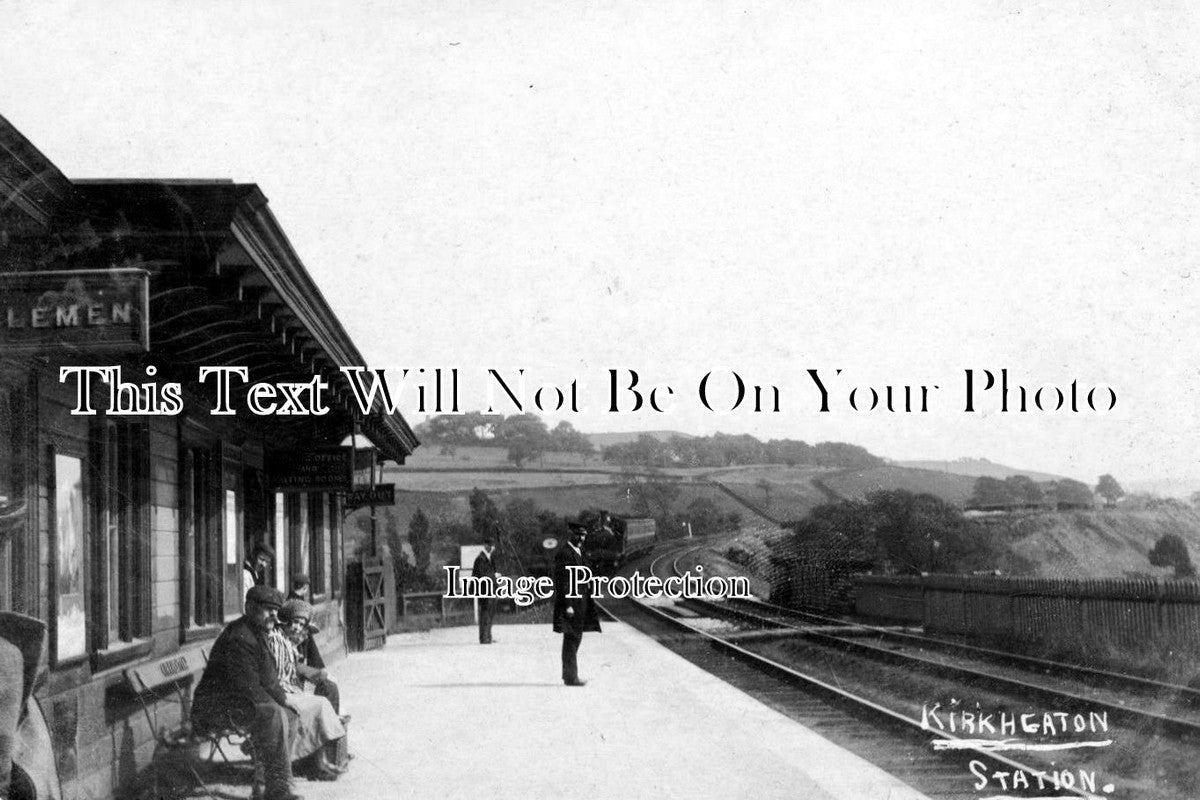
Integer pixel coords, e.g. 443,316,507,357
2,1,1198,487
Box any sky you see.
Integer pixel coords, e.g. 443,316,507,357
2,1,1198,488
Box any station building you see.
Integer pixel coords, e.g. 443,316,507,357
0,117,416,798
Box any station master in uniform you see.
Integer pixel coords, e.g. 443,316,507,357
553,521,601,686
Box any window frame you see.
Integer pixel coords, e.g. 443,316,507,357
88,416,153,670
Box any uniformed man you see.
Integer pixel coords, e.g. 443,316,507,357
553,521,601,686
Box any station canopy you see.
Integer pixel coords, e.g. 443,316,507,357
0,116,418,464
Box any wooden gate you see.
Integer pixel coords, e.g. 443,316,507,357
346,558,388,651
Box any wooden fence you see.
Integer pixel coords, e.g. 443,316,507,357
854,574,1200,650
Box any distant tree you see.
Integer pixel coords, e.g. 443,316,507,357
1149,533,1195,578
420,411,493,444
682,497,740,537
616,469,682,523
499,497,547,563
506,438,543,468
495,413,552,467
1004,475,1044,505
435,520,476,547
1096,474,1125,507
767,439,814,467
408,509,432,575
469,488,502,542
1048,479,1095,509
970,476,1013,507
549,420,595,455
385,508,427,594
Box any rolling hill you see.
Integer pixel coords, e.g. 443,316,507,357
893,457,1065,483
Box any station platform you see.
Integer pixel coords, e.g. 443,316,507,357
292,621,928,800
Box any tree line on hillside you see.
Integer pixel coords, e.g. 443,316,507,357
966,473,1126,511
602,434,882,469
415,411,884,470
415,412,594,466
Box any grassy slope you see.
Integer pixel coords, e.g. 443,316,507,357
991,506,1200,578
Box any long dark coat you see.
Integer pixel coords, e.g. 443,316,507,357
192,616,287,727
472,549,497,585
552,543,601,634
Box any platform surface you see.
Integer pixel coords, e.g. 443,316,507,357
292,621,929,800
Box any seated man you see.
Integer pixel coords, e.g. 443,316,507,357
267,602,346,781
192,586,302,800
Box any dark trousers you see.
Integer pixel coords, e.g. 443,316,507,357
561,630,582,683
248,702,294,799
478,599,494,644
314,677,340,714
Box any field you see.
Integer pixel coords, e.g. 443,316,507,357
704,465,835,522
819,465,977,505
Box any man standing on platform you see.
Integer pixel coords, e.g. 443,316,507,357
553,521,601,686
472,537,499,644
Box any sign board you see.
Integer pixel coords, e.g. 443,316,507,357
269,447,352,492
0,268,150,354
345,483,395,508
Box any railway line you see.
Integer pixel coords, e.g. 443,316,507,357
599,542,1101,799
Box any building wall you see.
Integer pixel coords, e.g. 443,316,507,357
22,360,349,799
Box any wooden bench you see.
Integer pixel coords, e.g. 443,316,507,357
124,647,255,799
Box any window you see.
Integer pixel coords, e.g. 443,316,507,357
329,494,342,596
273,491,287,590
308,493,327,597
0,373,31,613
223,484,241,620
182,443,221,628
52,452,87,663
91,418,151,650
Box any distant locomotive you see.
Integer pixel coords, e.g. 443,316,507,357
527,511,657,579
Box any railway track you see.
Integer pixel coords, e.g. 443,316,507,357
719,593,1200,706
688,594,1200,741
599,543,1102,800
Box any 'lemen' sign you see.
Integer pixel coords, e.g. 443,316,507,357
0,269,150,354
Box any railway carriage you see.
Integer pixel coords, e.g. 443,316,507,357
526,511,658,579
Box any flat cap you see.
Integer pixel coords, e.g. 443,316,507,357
566,521,589,534
252,542,276,559
291,573,310,587
245,585,284,608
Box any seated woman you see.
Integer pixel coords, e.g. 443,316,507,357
280,599,342,715
265,606,345,781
